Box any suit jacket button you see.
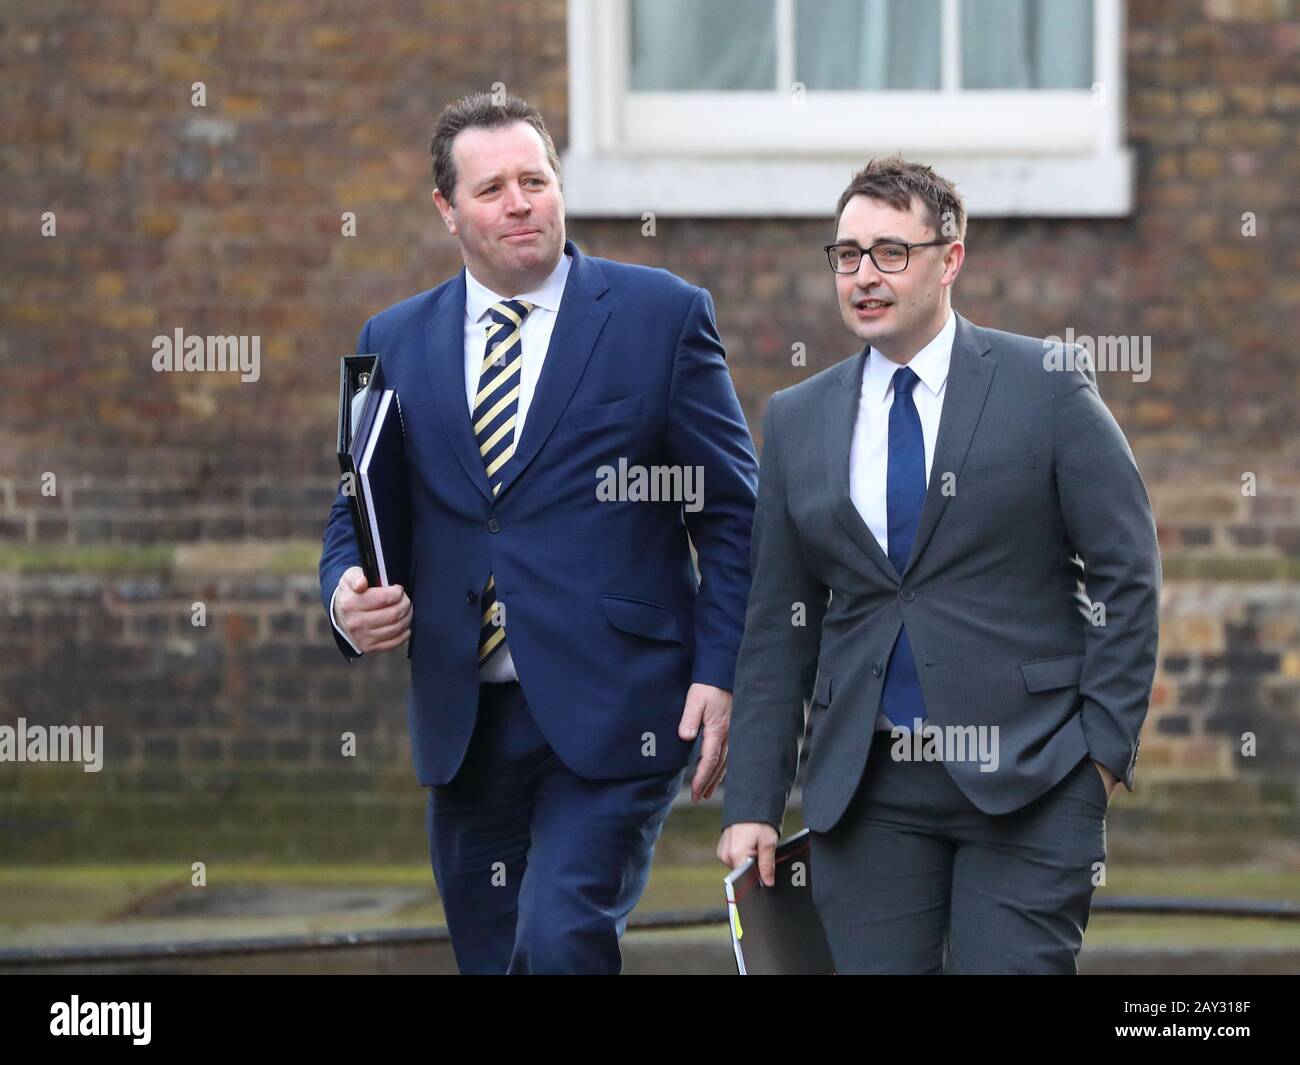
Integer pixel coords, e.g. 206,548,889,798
466,590,478,603
872,662,883,677
900,589,916,601
487,518,501,533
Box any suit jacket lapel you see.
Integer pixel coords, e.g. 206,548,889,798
426,272,495,502
491,240,611,499
826,350,901,585
901,312,995,579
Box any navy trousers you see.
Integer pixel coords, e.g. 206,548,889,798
811,731,1109,974
425,680,685,974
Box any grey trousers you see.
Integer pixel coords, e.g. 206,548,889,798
810,731,1109,974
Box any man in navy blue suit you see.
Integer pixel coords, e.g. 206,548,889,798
319,92,758,974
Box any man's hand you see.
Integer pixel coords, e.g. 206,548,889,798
335,565,411,653
1093,759,1117,801
717,823,779,887
677,683,730,802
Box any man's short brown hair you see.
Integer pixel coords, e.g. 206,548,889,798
430,91,562,205
835,155,966,242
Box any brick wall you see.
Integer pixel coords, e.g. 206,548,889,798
2,0,1296,858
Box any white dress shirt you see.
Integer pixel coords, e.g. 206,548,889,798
331,251,573,682
847,308,956,730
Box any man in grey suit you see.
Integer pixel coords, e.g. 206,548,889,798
717,156,1161,974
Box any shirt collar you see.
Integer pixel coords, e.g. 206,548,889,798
862,308,956,406
464,250,572,324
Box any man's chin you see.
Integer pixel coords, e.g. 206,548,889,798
509,241,559,270
846,317,891,347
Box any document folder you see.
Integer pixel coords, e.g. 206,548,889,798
336,354,410,587
723,828,836,975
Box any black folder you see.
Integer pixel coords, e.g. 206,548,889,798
336,354,411,587
723,828,836,974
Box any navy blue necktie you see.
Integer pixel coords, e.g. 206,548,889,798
882,365,928,728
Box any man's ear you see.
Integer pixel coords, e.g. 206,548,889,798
941,241,965,288
432,188,457,236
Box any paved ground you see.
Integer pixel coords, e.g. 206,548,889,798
5,930,1300,975
2,862,1297,971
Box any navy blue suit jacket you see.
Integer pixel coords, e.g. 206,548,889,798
320,240,758,785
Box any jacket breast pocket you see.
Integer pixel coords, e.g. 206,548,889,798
601,594,684,644
1020,652,1085,693
962,450,1037,484
560,395,644,432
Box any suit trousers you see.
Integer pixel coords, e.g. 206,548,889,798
425,680,686,974
810,730,1109,974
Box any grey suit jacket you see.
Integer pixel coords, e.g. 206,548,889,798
721,312,1161,833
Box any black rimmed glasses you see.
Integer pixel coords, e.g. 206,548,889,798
824,239,952,274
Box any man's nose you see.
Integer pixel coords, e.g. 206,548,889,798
854,255,884,290
504,183,531,215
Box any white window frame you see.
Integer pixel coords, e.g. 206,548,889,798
563,0,1133,217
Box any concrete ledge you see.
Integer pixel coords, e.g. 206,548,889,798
2,546,1298,580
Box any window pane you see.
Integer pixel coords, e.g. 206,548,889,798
629,0,776,91
796,0,941,90
961,0,1094,89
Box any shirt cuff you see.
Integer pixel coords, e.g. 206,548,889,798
330,585,363,655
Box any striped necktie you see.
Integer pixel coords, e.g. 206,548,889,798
474,298,533,665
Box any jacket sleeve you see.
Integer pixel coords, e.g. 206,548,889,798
665,287,759,691
721,392,828,831
318,319,374,662
1052,357,1161,790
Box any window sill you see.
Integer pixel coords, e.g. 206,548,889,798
560,149,1134,219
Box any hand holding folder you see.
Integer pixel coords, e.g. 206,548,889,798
336,354,412,588
723,829,836,975
331,354,414,656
